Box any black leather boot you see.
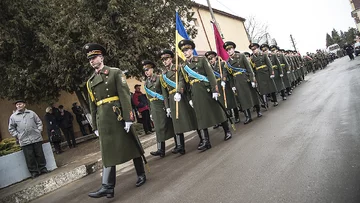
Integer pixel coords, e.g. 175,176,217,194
281,90,287,100
233,108,240,123
261,95,268,109
172,133,185,155
198,129,211,151
244,109,253,124
271,92,278,106
88,166,115,198
197,130,203,147
150,142,165,157
133,157,146,187
255,105,262,117
221,121,232,141
172,135,179,154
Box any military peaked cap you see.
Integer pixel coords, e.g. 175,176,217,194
270,45,278,51
249,42,260,49
141,60,156,69
205,51,217,58
159,49,174,59
260,43,270,51
244,52,251,57
223,41,236,50
178,40,195,51
83,43,106,59
14,100,26,105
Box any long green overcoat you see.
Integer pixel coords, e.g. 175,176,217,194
286,55,296,83
181,56,226,129
211,59,238,110
87,66,143,167
269,53,285,91
161,65,198,134
145,75,175,142
277,53,292,88
250,53,278,95
227,53,256,110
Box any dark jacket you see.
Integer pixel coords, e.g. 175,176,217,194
58,110,74,129
44,112,62,141
71,106,84,122
132,91,149,113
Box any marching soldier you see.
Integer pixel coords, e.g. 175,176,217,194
205,51,240,123
249,42,278,107
277,48,293,95
158,49,202,154
141,60,176,158
177,39,232,151
84,43,146,198
224,41,261,124
263,44,286,101
285,50,297,88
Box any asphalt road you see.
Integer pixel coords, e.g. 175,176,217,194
33,57,360,203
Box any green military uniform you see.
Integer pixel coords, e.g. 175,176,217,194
250,44,278,95
268,46,285,92
85,43,146,198
161,64,198,134
178,40,232,151
277,49,292,90
87,65,143,167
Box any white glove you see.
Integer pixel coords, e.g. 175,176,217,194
212,93,219,100
124,122,133,133
220,81,226,88
166,108,171,117
94,130,99,137
174,93,181,102
280,74,283,77
189,100,194,108
287,71,290,74
232,87,236,92
270,75,275,79
251,82,256,88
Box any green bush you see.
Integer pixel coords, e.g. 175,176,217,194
0,138,21,157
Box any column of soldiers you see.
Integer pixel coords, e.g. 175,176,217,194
82,40,334,198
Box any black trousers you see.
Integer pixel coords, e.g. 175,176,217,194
62,126,76,147
141,110,152,133
53,141,61,152
76,120,87,136
21,141,47,173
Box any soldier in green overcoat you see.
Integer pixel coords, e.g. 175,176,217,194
205,50,240,123
249,42,279,107
285,50,297,88
224,41,262,124
177,39,232,151
158,49,202,154
266,44,287,100
84,43,146,198
141,60,176,158
278,49,293,95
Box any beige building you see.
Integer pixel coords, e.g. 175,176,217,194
191,2,250,55
350,0,360,32
0,3,248,141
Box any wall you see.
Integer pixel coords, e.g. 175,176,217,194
191,7,250,54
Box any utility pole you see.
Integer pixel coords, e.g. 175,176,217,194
206,0,224,39
290,34,297,51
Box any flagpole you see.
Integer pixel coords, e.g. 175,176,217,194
175,50,179,119
207,0,224,39
218,57,227,109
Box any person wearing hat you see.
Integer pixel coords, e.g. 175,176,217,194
284,50,296,88
141,59,176,157
267,45,286,101
224,41,262,123
8,100,48,178
250,42,278,107
177,39,232,151
159,49,203,153
84,43,146,198
276,48,293,96
205,50,240,124
290,51,302,86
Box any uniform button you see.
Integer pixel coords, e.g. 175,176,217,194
94,92,96,95
106,88,109,91
108,95,110,97
105,82,108,84
91,81,93,83
106,76,109,79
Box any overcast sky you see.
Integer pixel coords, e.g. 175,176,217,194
194,0,356,53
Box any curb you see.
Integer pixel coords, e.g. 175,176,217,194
0,131,161,203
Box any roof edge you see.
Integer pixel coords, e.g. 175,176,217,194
192,2,246,22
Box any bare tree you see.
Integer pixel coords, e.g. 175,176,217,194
245,15,270,44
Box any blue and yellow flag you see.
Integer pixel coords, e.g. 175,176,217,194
175,12,197,60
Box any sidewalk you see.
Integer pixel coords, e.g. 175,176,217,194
0,126,197,203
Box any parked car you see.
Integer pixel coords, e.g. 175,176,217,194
354,42,360,56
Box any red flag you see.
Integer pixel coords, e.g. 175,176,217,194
213,23,229,61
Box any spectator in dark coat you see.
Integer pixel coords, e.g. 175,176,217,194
132,84,153,134
71,102,92,136
58,105,76,148
44,107,63,154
